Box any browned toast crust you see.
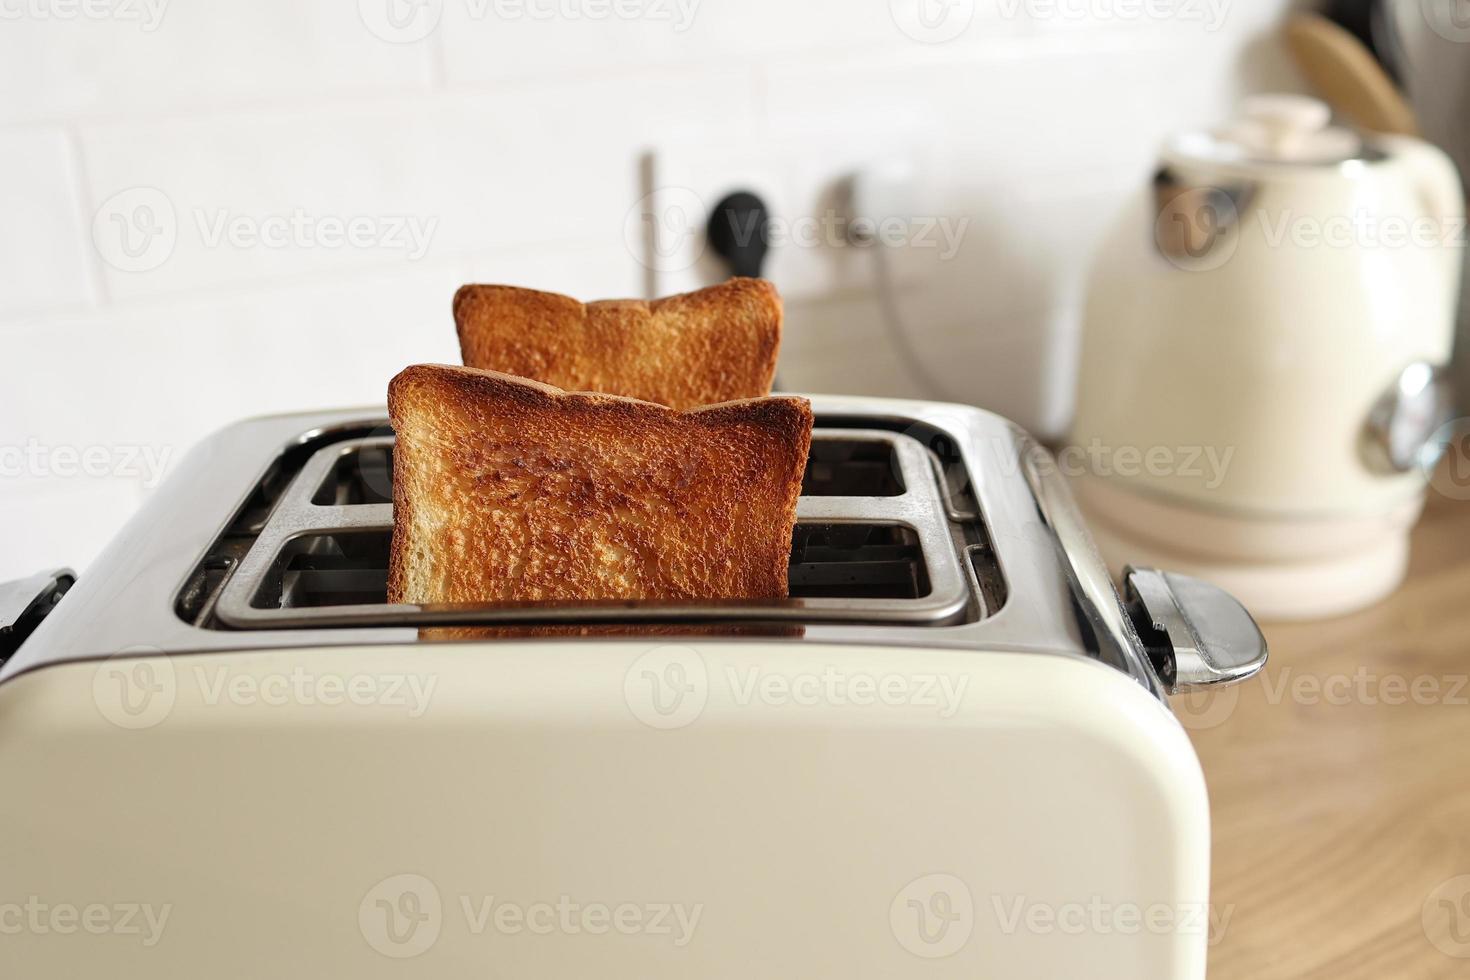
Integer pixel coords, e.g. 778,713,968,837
452,278,781,411
387,364,812,605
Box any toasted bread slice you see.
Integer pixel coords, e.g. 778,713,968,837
453,278,781,411
387,364,812,605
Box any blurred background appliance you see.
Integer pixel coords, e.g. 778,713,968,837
1286,0,1470,415
1384,0,1470,412
1071,94,1463,619
1284,9,1417,136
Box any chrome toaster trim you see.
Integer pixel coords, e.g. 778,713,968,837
210,429,973,630
0,396,1188,701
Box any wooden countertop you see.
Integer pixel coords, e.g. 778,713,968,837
1183,492,1470,978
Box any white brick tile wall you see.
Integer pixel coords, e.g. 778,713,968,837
78,68,757,301
0,3,433,125
438,0,1035,85
0,1,1302,580
762,40,1185,184
0,127,95,316
0,261,467,575
460,241,646,299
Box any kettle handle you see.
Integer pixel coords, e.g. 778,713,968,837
1380,135,1466,300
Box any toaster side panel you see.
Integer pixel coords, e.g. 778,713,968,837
0,643,1210,979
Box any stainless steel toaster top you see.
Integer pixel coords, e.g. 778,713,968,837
0,395,1266,701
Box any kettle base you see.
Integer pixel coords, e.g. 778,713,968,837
1075,477,1420,621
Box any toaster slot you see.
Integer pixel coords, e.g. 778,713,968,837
311,437,905,503
206,425,983,630
310,443,393,506
800,439,904,496
267,532,391,609
249,522,931,610
789,524,928,599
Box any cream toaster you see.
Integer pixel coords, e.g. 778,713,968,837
0,395,1265,978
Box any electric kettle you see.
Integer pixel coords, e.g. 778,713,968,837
1071,95,1464,619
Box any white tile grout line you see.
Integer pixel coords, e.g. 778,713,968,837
0,233,632,325
0,22,1191,132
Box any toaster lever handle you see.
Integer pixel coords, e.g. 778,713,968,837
0,568,75,665
1122,566,1267,693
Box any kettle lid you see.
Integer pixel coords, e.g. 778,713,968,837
1170,95,1366,166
